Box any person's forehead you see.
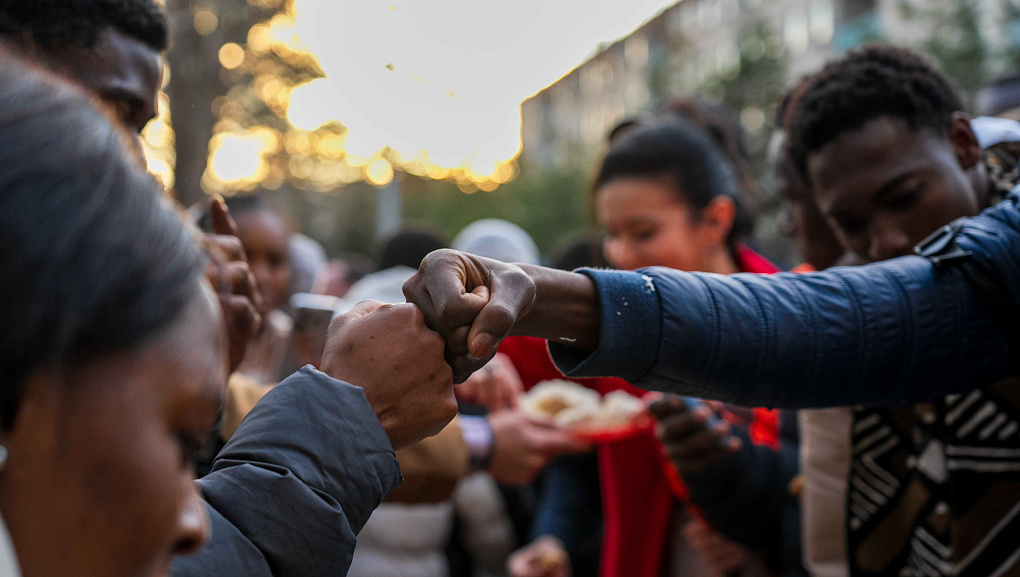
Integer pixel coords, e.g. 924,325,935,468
810,117,942,203
156,284,226,399
236,210,291,245
57,27,162,101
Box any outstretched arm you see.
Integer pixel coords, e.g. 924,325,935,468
405,194,1020,408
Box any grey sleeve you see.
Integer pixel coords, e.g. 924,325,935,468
173,366,402,577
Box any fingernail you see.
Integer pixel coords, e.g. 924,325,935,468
470,334,497,359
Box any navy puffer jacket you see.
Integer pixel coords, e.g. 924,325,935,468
551,188,1020,407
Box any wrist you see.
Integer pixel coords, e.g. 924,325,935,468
511,265,600,351
460,415,494,471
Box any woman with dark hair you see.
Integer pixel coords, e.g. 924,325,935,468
0,54,457,577
507,120,799,577
593,118,758,274
596,120,796,577
0,53,214,577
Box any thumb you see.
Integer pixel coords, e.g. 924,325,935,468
466,270,534,359
344,300,388,319
209,195,239,237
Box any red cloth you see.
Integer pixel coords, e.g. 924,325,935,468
499,245,781,577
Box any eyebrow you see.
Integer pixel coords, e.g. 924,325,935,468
870,171,922,204
99,88,154,126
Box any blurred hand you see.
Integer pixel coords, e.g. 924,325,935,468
683,517,767,577
320,300,456,450
649,394,740,476
403,249,536,383
487,411,590,486
202,197,262,372
456,353,524,413
508,536,570,577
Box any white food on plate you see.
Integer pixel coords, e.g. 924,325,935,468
520,380,600,423
520,380,646,431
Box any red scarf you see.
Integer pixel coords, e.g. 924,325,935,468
499,245,781,577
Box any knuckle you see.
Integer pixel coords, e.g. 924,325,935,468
407,303,427,324
222,236,244,255
487,302,517,327
440,394,458,422
326,312,350,335
436,303,462,326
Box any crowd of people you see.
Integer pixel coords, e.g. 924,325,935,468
3,2,1020,577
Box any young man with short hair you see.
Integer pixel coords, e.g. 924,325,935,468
786,45,1020,577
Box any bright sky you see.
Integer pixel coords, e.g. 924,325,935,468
287,0,678,175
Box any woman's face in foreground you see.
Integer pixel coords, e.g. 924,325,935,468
0,282,226,577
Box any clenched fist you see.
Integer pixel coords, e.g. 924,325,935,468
320,300,456,450
403,249,537,383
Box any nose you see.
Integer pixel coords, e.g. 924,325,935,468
173,483,211,556
867,222,912,262
604,238,639,271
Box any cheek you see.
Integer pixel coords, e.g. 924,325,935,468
910,188,979,243
66,411,186,575
646,222,705,271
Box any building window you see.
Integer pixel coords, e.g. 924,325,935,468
810,0,834,46
840,0,877,20
682,0,698,33
704,0,720,29
669,6,684,33
720,0,740,22
784,7,810,55
625,35,649,68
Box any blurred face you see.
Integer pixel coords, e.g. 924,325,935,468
43,27,163,134
234,209,292,315
0,281,226,577
596,177,729,272
769,132,845,270
809,116,984,264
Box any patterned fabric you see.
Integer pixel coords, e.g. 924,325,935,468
847,143,1020,577
985,141,1020,204
848,380,1020,577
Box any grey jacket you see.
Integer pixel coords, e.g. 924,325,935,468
173,366,402,577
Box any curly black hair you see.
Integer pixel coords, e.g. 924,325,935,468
0,0,168,53
786,45,965,182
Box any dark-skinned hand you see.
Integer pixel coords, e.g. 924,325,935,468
649,394,741,476
403,249,536,383
201,197,262,373
320,300,456,450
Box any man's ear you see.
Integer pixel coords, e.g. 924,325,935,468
950,112,982,170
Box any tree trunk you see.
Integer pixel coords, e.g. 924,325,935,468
165,0,253,207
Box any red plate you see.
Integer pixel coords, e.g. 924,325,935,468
570,412,655,443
